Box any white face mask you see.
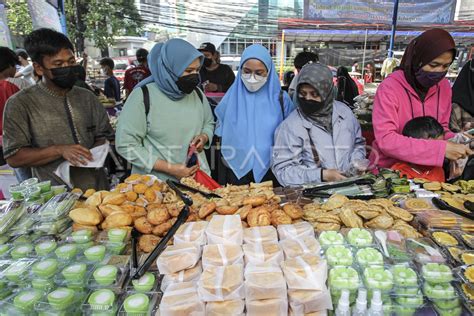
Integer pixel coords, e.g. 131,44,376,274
241,73,267,92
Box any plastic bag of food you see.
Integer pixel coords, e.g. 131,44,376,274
161,261,202,292
244,226,278,244
206,215,243,245
206,300,245,316
202,244,243,268
174,221,208,246
288,288,332,315
245,263,287,301
243,242,283,266
0,201,25,235
280,236,321,259
289,309,328,316
156,243,202,274
246,297,288,316
277,222,314,241
198,264,244,302
159,281,205,316
282,254,328,291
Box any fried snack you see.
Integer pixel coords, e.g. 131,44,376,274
198,202,217,219
386,206,414,222
153,218,176,237
102,193,126,205
167,205,181,217
356,209,382,220
215,199,230,207
235,204,252,220
283,203,304,220
343,200,370,212
115,183,132,193
242,221,249,228
133,183,148,194
147,207,170,225
216,205,239,215
303,209,326,222
130,207,147,221
138,234,161,253
365,214,394,230
120,204,135,214
247,207,272,227
313,222,340,231
71,188,83,196
462,284,474,300
72,223,98,233
442,197,466,211
83,189,96,198
125,174,141,184
69,207,103,226
102,212,133,229
133,216,153,234
125,191,138,202
303,203,321,211
391,223,422,239
461,253,474,265
271,210,292,226
441,183,461,192
368,198,393,208
432,232,458,246
405,198,432,211
423,182,442,191
99,204,124,217
464,266,474,283
413,178,429,184
314,214,341,224
322,194,349,210
243,195,267,207
436,191,452,198
339,208,363,228
85,192,102,207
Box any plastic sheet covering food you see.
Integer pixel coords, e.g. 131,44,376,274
244,263,287,301
198,264,244,302
280,236,321,259
159,281,205,316
243,226,278,244
288,288,332,315
277,222,314,241
206,215,243,245
202,244,243,268
156,243,201,274
242,242,284,266
282,254,328,291
246,297,288,316
174,221,208,246
161,261,202,292
206,299,245,316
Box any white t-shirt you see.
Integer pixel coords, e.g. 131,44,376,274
17,64,35,85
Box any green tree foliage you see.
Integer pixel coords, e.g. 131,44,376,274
6,0,33,36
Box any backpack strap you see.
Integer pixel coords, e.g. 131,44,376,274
194,87,204,104
279,89,285,119
141,85,150,117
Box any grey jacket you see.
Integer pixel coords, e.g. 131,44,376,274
272,101,366,187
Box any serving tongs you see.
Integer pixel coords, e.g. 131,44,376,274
303,178,375,196
303,191,375,200
432,197,474,220
168,179,222,199
130,181,192,280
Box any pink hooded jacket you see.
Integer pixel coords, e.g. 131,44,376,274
369,70,455,169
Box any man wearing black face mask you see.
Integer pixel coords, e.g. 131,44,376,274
2,28,114,191
198,42,235,93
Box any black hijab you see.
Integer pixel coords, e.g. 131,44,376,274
336,66,359,107
452,60,474,117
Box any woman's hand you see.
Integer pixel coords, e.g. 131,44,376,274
191,134,209,152
322,169,347,182
445,142,473,161
169,163,199,179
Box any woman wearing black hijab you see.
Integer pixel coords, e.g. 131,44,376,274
336,66,359,107
450,59,474,132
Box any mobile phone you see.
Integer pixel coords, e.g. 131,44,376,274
185,145,198,168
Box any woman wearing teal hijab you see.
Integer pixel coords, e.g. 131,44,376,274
216,44,294,186
116,39,215,181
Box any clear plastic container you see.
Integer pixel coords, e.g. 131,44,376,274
376,231,413,263
317,231,346,248
406,238,446,264
1,259,36,285
390,262,420,289
117,292,161,316
35,192,77,221
324,245,354,267
420,263,454,284
423,281,458,301
429,229,462,248
453,265,474,288
82,289,121,315
0,288,45,315
355,247,384,268
125,272,161,294
35,288,86,315
454,231,474,249
341,228,375,249
88,262,130,292
33,217,72,235
328,265,362,305
9,184,26,201
362,265,394,294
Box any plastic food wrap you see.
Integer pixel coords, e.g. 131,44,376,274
156,243,202,274
159,282,205,316
198,264,244,302
0,201,25,235
243,226,278,244
246,297,288,316
288,288,332,315
280,236,321,259
242,242,284,266
277,222,314,241
282,254,328,291
206,300,245,316
174,221,209,246
206,215,243,245
244,263,287,301
202,244,243,268
161,261,202,292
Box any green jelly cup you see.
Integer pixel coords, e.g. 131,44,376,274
41,191,55,202
84,245,106,262
61,263,87,282
71,230,93,244
32,278,55,291
55,244,78,260
32,259,59,279
47,287,75,311
9,184,25,200
132,272,155,293
13,289,44,312
35,240,57,256
93,265,118,286
37,181,51,193
123,293,149,314
107,229,128,243
21,178,39,188
25,186,41,199
51,185,67,195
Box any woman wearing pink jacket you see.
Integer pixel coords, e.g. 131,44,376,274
369,29,472,170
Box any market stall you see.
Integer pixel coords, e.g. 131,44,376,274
0,172,473,315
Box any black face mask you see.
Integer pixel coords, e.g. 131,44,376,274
176,73,200,94
298,97,325,116
48,65,82,89
203,58,213,67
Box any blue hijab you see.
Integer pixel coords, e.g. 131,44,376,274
215,44,294,182
136,39,203,100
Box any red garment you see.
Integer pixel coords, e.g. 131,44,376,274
0,80,20,135
123,65,151,92
391,162,445,182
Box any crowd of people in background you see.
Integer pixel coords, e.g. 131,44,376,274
0,27,472,191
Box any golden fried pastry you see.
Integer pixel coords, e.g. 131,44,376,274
144,188,160,203
153,218,176,236
365,215,394,229
386,206,414,222
102,212,132,229
186,212,198,222
462,234,474,247
462,284,474,300
69,207,103,226
216,205,238,215
343,200,370,212
163,191,178,204
83,189,96,198
405,198,431,211
120,204,135,214
135,197,148,207
125,191,138,202
313,222,340,231
327,209,342,216
432,232,458,246
435,191,452,198
423,181,442,191
442,197,466,211
303,203,321,211
72,223,98,233
198,202,217,219
464,266,474,283
134,216,154,234
215,199,231,207
151,181,165,192
99,204,124,217
322,194,349,210
283,203,304,220
242,221,249,228
133,183,148,194
147,207,170,225
139,175,153,185
139,234,161,253
339,208,363,228
71,188,83,196
356,209,382,220
271,209,292,226
368,198,394,208
448,247,462,260
167,205,181,217
391,223,422,239
462,253,474,265
125,174,141,184
441,183,461,192
102,193,126,205
130,207,147,221
243,195,267,207
235,204,252,220
248,208,272,227
413,178,429,184
115,183,131,193
314,214,341,224
303,209,326,221
85,192,102,207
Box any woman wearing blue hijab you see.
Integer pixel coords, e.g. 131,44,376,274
116,39,215,181
216,44,294,185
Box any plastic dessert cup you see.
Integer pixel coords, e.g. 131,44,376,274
13,289,43,312
71,230,93,244
35,240,57,256
108,229,128,243
319,231,345,247
11,244,33,259
132,272,156,293
47,288,75,311
62,263,88,282
93,265,118,286
84,245,106,262
123,293,150,314
55,244,78,260
326,245,353,266
32,258,59,278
